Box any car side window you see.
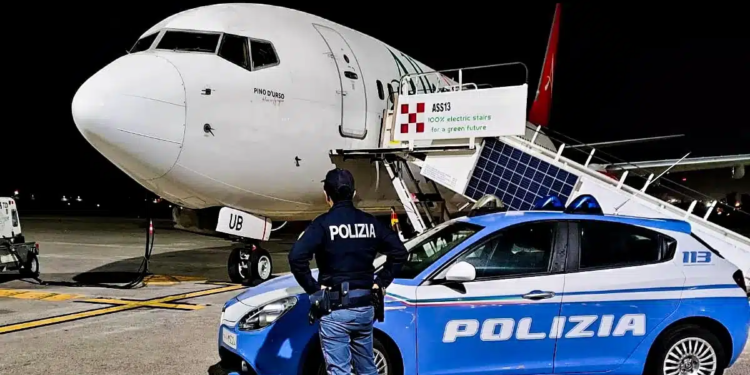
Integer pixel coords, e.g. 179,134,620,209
454,221,556,278
578,220,662,270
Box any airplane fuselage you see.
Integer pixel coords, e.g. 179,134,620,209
73,4,455,222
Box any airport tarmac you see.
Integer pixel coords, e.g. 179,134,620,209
0,217,301,375
0,217,748,375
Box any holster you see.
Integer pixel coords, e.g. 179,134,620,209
372,287,385,323
308,288,332,325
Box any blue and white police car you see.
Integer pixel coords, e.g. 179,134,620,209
218,194,750,375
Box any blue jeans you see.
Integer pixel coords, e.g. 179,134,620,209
318,306,377,375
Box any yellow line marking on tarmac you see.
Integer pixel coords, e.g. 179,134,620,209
0,289,83,302
40,293,83,302
0,275,217,303
82,298,205,310
0,284,246,335
0,290,26,298
7,292,59,300
142,275,207,286
0,305,135,334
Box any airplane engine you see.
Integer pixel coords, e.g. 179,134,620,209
732,164,745,179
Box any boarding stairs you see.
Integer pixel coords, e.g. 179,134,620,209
331,63,750,274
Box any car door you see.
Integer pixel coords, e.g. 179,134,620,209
554,219,684,373
415,220,568,375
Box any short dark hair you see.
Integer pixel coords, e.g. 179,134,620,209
322,168,355,203
325,184,354,203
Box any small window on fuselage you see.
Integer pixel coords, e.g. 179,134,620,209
156,30,220,53
250,39,279,69
218,34,251,70
130,33,158,53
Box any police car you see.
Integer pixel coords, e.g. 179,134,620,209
218,194,750,375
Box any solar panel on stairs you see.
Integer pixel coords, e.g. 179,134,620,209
465,138,579,210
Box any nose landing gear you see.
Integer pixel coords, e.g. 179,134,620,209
227,243,273,285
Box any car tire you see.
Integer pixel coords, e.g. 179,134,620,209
20,252,40,278
645,324,727,375
315,336,391,375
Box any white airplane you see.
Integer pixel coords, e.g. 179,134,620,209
71,3,747,283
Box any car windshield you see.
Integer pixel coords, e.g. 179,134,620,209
374,220,483,279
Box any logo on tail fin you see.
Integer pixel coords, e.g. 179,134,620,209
528,4,561,127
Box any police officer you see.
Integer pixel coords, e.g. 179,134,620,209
288,168,408,375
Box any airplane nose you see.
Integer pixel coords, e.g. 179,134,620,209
72,53,186,181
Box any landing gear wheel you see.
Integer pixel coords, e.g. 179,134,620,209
227,247,248,284
249,248,273,283
315,337,391,375
645,324,726,375
227,246,273,285
20,252,39,278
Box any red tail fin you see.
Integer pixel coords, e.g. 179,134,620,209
528,3,561,127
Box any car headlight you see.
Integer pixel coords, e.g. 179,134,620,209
238,296,297,331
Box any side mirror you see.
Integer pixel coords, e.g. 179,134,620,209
445,261,476,282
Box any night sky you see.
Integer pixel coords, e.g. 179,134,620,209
5,2,748,209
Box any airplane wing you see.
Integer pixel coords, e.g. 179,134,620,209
590,154,750,176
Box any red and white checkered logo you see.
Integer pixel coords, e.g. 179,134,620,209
399,102,425,133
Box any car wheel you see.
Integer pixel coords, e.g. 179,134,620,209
646,324,726,375
316,337,391,375
20,252,40,278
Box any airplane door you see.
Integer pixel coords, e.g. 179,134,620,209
313,24,368,139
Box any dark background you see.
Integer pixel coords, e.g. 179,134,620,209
3,2,748,227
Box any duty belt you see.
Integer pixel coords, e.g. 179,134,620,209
328,289,373,309
308,283,374,324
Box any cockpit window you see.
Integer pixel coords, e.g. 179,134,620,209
149,29,279,71
250,40,279,69
156,30,220,53
130,33,158,53
218,34,251,70
218,34,279,71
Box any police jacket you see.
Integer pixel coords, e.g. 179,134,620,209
288,200,408,295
